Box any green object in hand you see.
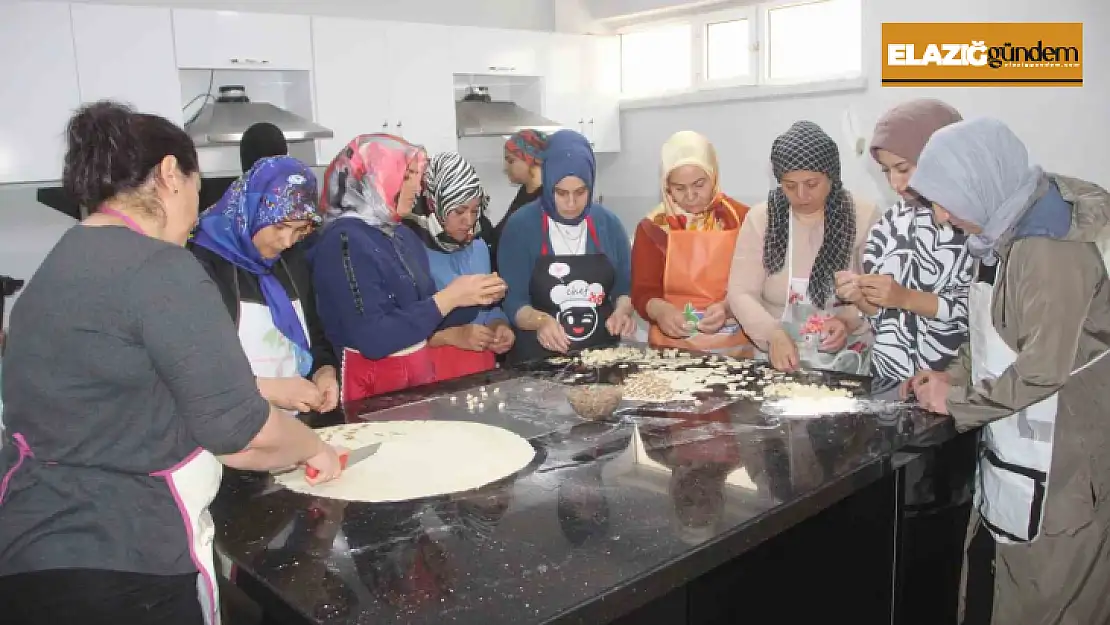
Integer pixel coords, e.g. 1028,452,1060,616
683,303,700,336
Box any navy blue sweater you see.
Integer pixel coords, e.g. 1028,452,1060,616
309,218,476,360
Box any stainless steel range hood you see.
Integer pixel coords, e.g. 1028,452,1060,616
186,85,333,147
455,86,564,138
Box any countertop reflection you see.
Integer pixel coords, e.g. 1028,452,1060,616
214,363,955,625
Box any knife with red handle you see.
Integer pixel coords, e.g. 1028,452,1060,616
303,442,381,480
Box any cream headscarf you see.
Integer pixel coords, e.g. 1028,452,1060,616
652,131,732,231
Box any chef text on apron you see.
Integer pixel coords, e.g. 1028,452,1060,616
968,278,1108,544
648,226,750,353
763,216,871,375
509,215,618,363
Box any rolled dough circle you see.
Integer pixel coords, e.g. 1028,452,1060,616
274,421,537,502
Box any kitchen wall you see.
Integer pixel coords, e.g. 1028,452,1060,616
0,0,556,324
60,0,557,30
0,185,78,326
5,0,1109,324
597,0,1110,228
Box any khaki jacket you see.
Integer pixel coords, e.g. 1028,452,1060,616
945,174,1110,536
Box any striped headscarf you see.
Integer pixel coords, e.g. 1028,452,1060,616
320,134,427,234
504,130,548,167
764,121,856,308
408,152,487,253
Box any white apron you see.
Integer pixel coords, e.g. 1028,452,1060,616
758,216,872,374
969,279,1109,544
238,300,310,416
152,448,225,625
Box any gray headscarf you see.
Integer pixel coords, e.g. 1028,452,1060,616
909,118,1045,257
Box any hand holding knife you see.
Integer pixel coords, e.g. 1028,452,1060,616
272,442,382,483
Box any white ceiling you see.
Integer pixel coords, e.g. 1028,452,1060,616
584,0,727,20
41,0,556,30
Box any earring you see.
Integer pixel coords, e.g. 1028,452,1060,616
173,188,179,194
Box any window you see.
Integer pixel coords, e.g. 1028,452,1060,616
618,0,862,99
705,17,754,82
619,22,693,97
765,0,862,83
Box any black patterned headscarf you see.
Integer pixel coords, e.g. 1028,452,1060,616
764,121,855,308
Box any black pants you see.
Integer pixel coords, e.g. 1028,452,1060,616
900,503,972,625
962,522,997,625
0,569,204,625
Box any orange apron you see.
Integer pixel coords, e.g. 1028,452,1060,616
648,227,751,353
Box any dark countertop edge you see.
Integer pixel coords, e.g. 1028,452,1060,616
541,415,959,625
544,459,890,625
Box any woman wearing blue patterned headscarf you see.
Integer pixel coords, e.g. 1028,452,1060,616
191,155,340,415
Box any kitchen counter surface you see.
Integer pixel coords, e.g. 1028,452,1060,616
213,357,957,625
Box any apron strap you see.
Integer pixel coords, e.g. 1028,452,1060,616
586,217,603,252
0,433,34,505
540,214,603,256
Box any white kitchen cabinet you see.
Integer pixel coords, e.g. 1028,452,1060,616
582,35,622,153
540,34,621,153
543,34,586,131
311,18,393,163
173,9,313,71
313,18,458,163
450,27,541,76
72,5,183,126
387,23,458,156
0,2,81,183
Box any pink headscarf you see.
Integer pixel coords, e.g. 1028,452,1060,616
321,134,427,231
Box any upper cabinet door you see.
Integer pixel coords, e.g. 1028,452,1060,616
0,2,81,183
450,27,541,76
387,23,458,157
542,34,586,130
311,17,394,165
173,9,313,70
72,5,183,126
583,35,622,153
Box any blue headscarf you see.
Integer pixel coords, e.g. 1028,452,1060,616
540,130,596,226
192,156,321,377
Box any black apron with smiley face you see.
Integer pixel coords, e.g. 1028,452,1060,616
506,215,618,365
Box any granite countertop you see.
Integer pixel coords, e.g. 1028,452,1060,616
213,357,956,625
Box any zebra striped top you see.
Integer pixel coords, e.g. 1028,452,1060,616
862,199,975,387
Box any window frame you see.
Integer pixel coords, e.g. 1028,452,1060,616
617,0,863,101
697,6,759,89
617,17,698,98
759,0,864,87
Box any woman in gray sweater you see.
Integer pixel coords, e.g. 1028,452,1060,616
0,101,343,625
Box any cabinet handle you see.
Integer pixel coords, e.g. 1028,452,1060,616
395,121,403,134
382,121,389,131
229,58,270,65
488,66,517,72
